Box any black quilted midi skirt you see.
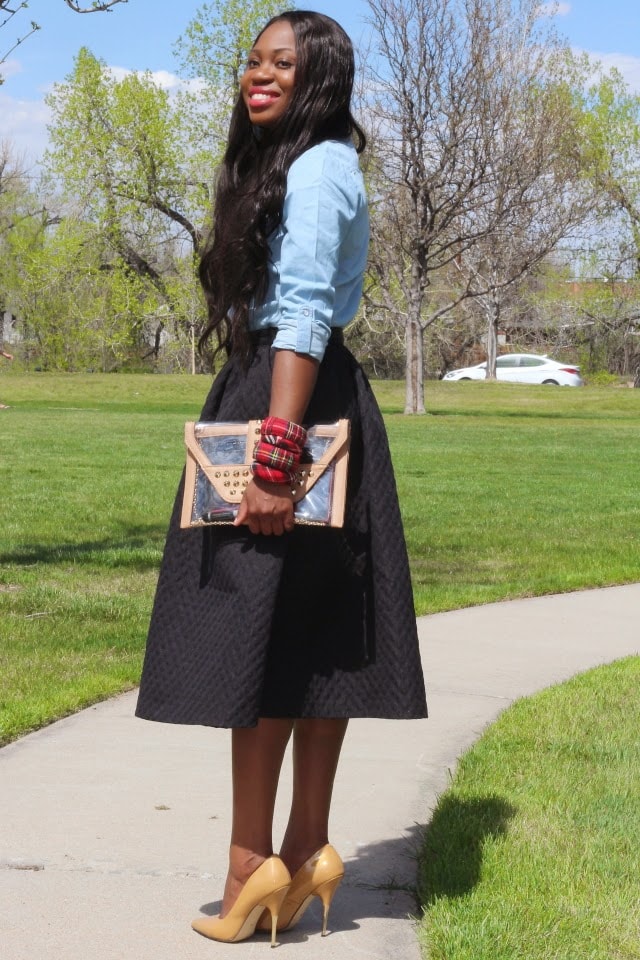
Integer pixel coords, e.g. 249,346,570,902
135,333,427,727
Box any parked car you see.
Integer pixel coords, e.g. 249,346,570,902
442,354,583,386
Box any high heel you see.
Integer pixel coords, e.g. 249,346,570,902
191,856,291,947
314,874,343,936
257,844,344,936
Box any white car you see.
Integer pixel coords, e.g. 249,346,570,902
442,354,583,386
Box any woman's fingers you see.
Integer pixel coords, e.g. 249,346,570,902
234,479,294,535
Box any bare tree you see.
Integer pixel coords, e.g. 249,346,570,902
457,32,597,375
364,0,585,411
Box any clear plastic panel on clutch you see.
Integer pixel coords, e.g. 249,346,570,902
295,435,335,524
194,430,247,523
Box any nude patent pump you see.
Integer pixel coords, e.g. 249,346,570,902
258,844,344,936
191,855,291,947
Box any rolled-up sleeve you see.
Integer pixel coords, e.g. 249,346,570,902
271,156,354,361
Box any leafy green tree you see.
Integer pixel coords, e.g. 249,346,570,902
39,0,290,370
44,47,205,364
46,47,207,262
0,141,60,339
7,218,116,369
575,68,640,277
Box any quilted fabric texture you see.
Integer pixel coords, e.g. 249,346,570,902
135,336,428,727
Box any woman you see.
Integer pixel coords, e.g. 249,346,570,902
136,10,427,947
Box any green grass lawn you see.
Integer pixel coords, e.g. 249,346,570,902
1,373,640,743
418,657,640,960
387,381,640,613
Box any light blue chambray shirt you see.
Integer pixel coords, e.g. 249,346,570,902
248,138,369,362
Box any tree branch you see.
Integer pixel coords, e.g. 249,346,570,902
0,1,28,28
63,0,127,12
0,12,40,71
2,0,126,76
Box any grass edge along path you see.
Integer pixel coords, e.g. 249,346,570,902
418,656,640,960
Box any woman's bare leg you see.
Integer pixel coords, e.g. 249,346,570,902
279,718,348,875
222,717,293,916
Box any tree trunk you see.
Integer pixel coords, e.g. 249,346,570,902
633,363,640,388
405,262,426,413
404,316,425,414
485,301,500,379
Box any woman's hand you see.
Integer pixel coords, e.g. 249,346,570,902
234,477,295,536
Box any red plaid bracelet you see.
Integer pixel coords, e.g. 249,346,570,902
251,462,293,485
254,439,298,473
251,417,308,485
261,416,307,448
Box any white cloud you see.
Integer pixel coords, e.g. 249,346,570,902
0,92,51,164
0,58,23,80
106,65,131,83
107,65,204,94
575,48,640,94
148,69,184,91
537,2,571,15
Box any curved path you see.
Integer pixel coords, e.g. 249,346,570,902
1,584,638,960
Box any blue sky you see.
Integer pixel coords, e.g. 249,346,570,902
2,0,640,163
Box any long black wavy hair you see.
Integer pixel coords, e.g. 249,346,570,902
198,10,366,362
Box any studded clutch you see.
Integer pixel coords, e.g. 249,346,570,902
180,419,350,528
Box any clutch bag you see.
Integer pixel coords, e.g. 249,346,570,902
180,419,350,529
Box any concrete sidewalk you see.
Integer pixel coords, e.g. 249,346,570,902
1,584,638,960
